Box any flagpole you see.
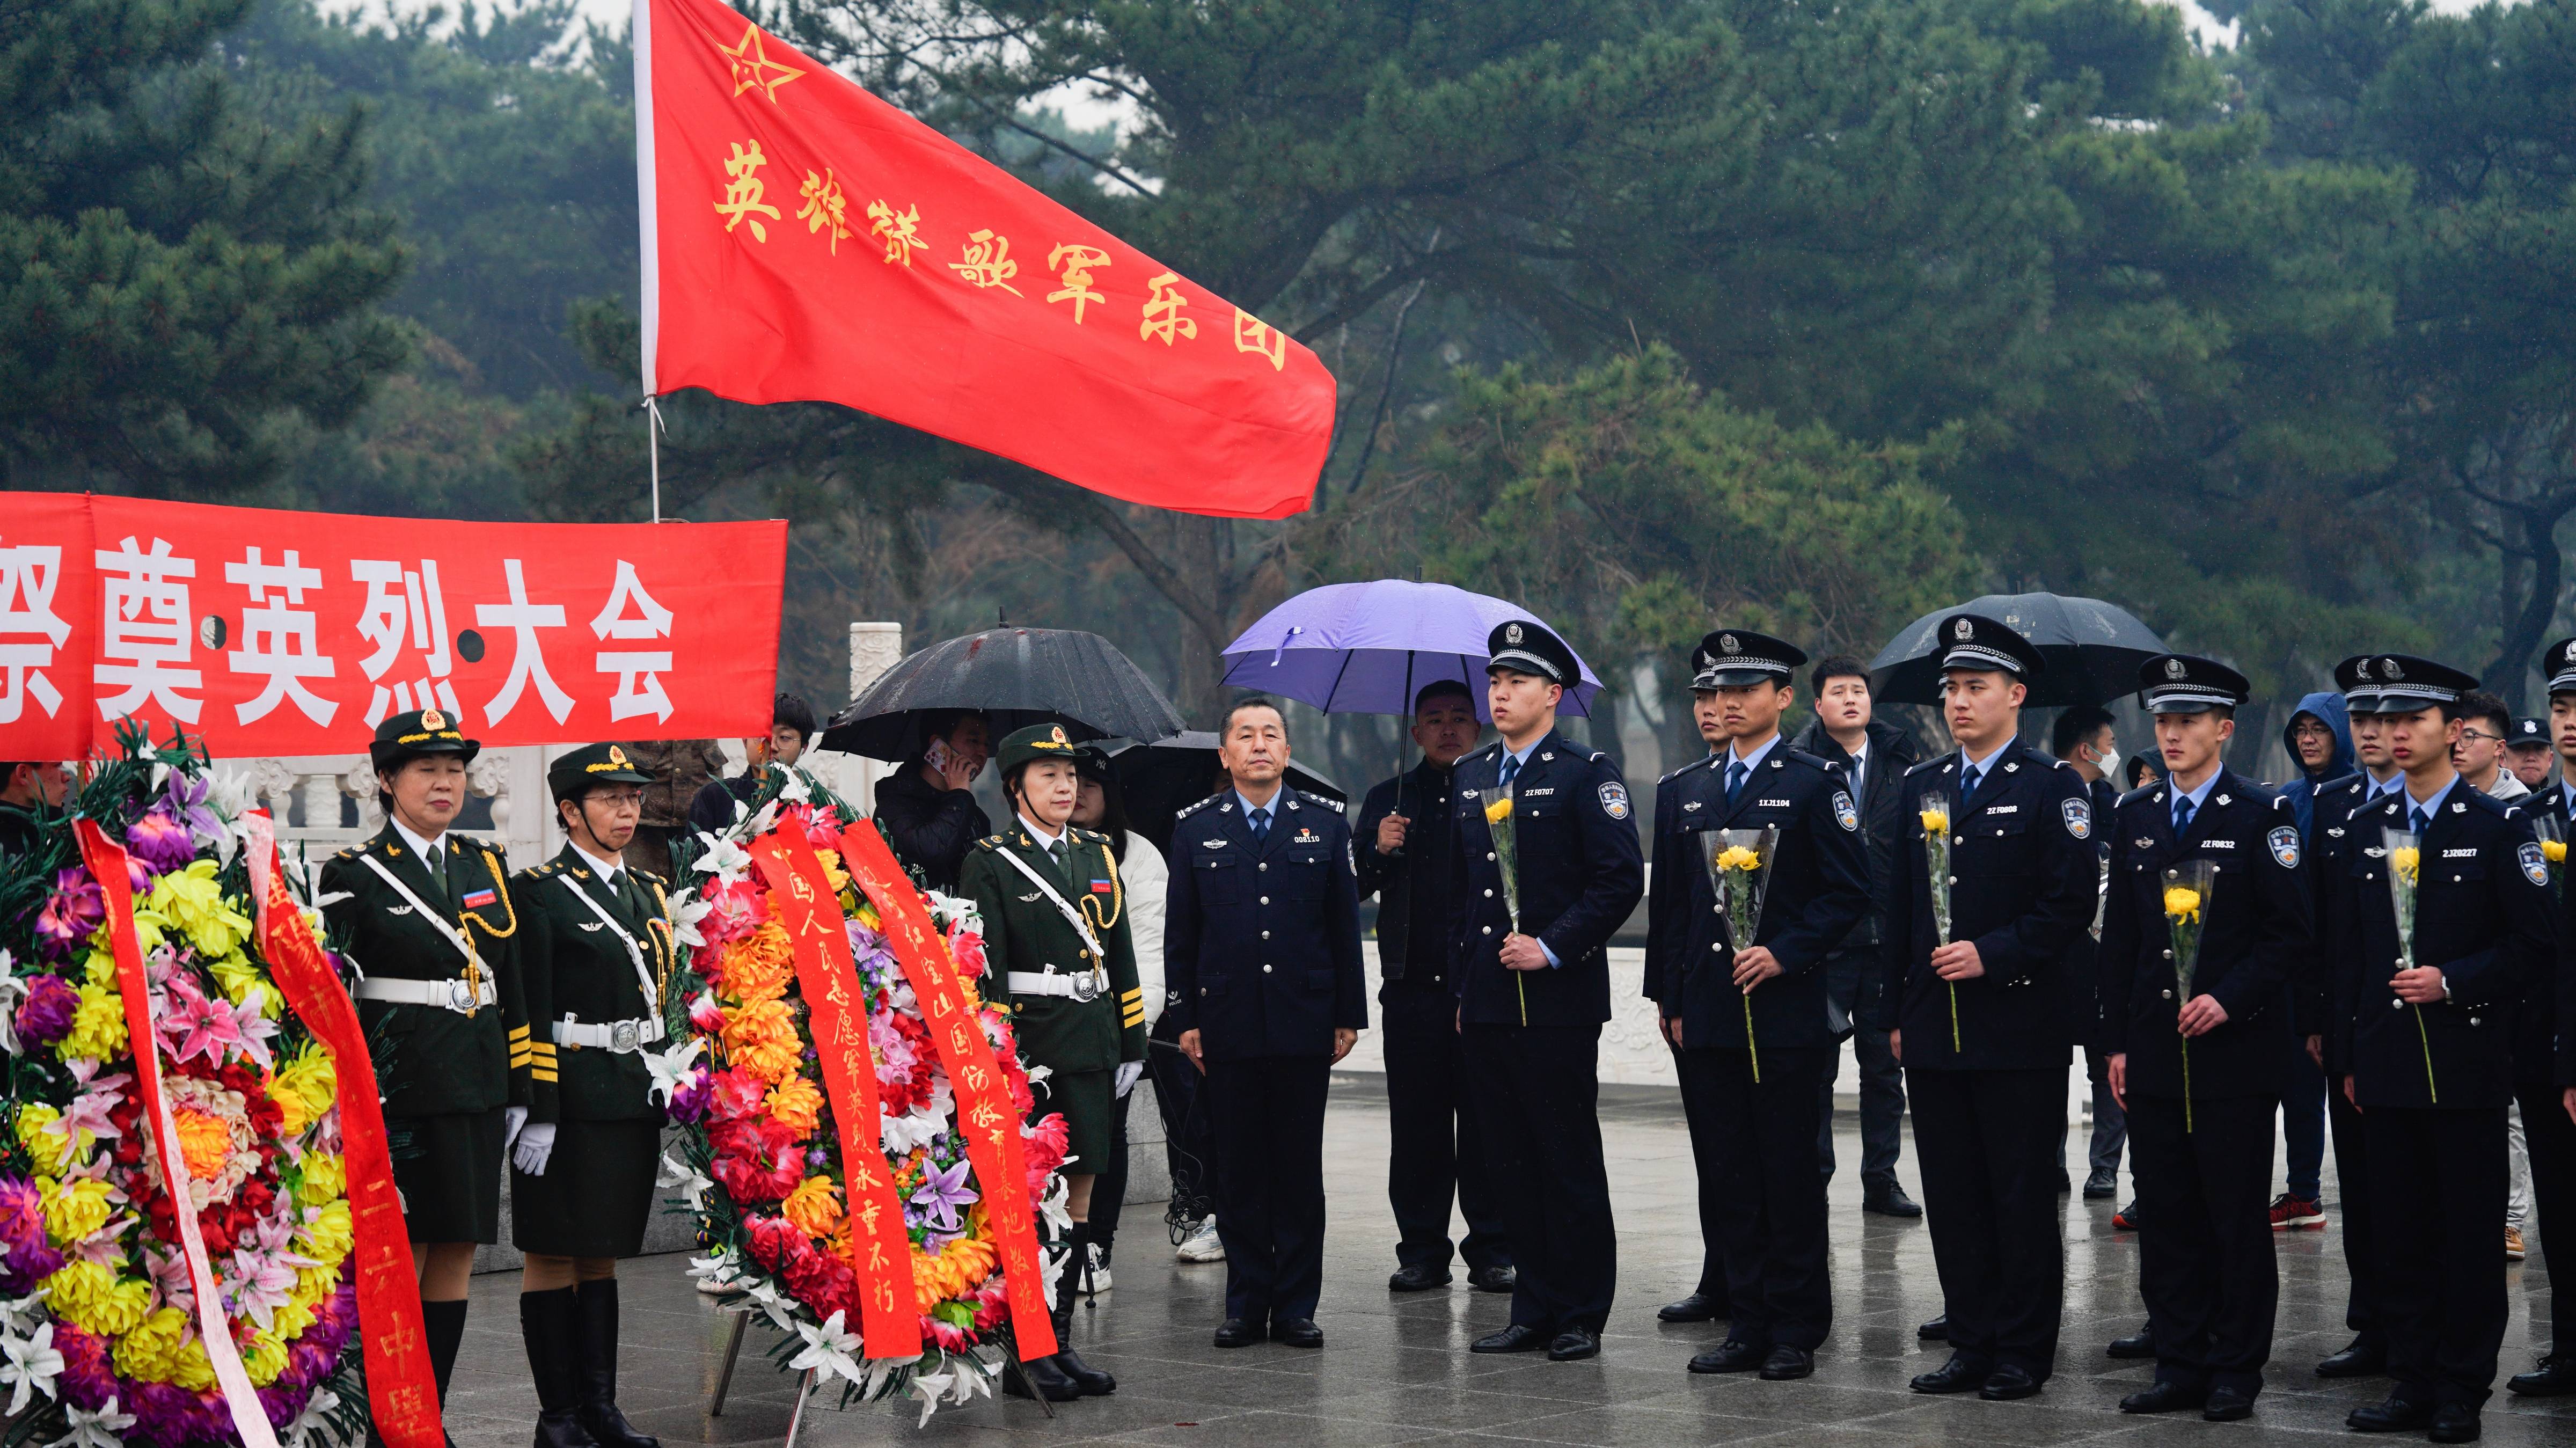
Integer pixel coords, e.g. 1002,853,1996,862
646,395,664,523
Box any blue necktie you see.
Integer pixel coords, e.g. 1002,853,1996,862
1499,754,1521,789
2172,796,2194,837
1959,764,1982,801
1725,759,1749,806
1250,806,1271,841
2410,806,2429,837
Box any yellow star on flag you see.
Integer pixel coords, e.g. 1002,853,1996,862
718,23,805,104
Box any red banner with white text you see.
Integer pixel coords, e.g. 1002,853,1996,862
0,493,785,759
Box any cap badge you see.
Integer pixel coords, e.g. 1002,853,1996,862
1719,633,1739,654
2565,642,2575,662
1505,623,1525,645
2355,659,2374,679
1050,725,1069,745
1951,618,1973,641
608,744,629,767
2382,657,2405,680
421,708,447,730
2163,658,2187,680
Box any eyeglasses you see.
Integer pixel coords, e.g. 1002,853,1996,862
2458,730,2505,745
590,789,647,809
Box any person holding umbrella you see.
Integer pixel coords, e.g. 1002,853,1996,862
1878,614,2096,1401
960,723,1145,1402
1452,619,1644,1363
1354,679,1514,1296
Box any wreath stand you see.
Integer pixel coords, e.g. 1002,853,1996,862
705,1311,1055,1435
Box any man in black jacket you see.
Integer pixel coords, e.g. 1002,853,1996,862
2502,639,2576,1399
2099,656,2312,1423
1880,614,2096,1401
1794,656,1922,1219
869,708,992,891
1353,679,1513,1295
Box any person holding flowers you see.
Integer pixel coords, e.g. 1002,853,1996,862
960,723,1145,1403
2497,637,2576,1401
1644,630,1869,1383
320,708,531,1437
508,744,674,1448
2327,656,2558,1444
2097,655,2312,1423
1875,614,2095,1402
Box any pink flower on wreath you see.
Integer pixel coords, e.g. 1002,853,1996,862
705,1066,768,1123
123,807,197,876
686,992,727,1036
787,805,843,854
33,867,105,960
947,927,988,980
697,877,767,949
1022,1114,1069,1195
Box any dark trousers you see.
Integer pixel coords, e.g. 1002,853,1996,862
1203,1054,1332,1324
1907,1066,2065,1378
2514,1080,2576,1358
1091,1082,1130,1255
1382,984,1510,1273
1146,1021,1216,1225
2129,1094,2279,1396
1466,1022,1616,1334
1684,1045,1831,1350
2328,1082,2382,1348
2280,1035,2326,1200
2366,1106,2508,1407
1816,950,1906,1193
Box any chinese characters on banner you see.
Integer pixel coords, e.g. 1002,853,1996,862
638,0,1336,521
0,492,786,759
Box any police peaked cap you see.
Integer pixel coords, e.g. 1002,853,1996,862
2351,654,2476,714
1692,629,1806,690
548,742,653,803
1934,613,2046,677
1486,619,1578,688
2138,654,2249,715
2331,655,2385,715
368,707,480,772
2542,636,2576,698
996,722,1082,777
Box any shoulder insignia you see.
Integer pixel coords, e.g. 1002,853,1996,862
1660,754,1718,785
1174,794,1225,820
1587,750,1608,763
2116,782,2161,811
1296,788,1344,813
1780,746,1838,774
973,833,1008,851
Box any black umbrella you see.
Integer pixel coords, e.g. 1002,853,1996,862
1868,593,2169,708
819,627,1188,762
1108,733,1346,856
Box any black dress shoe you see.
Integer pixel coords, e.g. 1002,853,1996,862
1916,1312,1949,1341
1659,1291,1722,1323
1002,1353,1081,1401
1547,1326,1601,1362
2508,1354,2576,1395
1273,1318,1323,1349
1863,1186,1923,1218
2119,1380,2207,1414
1055,1347,1116,1397
1687,1339,1767,1374
1388,1263,1452,1292
2427,1403,2480,1443
1466,1264,1517,1294
2057,1169,2072,1194
2106,1327,2154,1359
1759,1345,1816,1380
1472,1323,1547,1354
1213,1317,1267,1349
2202,1385,2256,1422
2345,1394,2433,1432
2317,1338,2388,1379
1910,1355,1987,1394
1979,1364,2043,1400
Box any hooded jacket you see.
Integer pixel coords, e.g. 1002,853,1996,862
2277,691,2355,840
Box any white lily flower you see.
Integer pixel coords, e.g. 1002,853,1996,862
697,835,753,884
788,1310,866,1387
280,1387,339,1448
778,766,814,805
0,949,27,1056
0,1320,63,1414
878,1107,943,1157
643,1036,705,1107
658,1154,713,1212
747,798,781,839
1036,1176,1073,1240
909,1366,957,1426
0,1295,46,1340
43,1394,134,1448
672,893,716,949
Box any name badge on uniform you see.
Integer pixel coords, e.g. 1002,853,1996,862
2060,798,2091,839
1758,798,1792,809
2268,827,2300,868
462,888,497,909
2204,838,2236,850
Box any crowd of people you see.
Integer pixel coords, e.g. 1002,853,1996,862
7,608,2572,1446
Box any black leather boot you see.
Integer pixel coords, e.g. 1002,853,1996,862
423,1297,469,1448
521,1289,601,1448
1001,1349,1081,1400
1051,1226,1116,1396
574,1280,660,1448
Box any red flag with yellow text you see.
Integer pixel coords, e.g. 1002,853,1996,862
635,0,1335,520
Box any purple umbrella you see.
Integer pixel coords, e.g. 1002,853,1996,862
1219,580,1606,720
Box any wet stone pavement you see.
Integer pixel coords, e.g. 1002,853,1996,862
441,1076,2575,1447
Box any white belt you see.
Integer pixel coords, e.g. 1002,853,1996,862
1007,970,1105,1003
554,1013,667,1054
352,976,496,1013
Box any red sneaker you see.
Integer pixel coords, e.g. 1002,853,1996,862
2269,1194,2326,1231
2112,1200,2141,1231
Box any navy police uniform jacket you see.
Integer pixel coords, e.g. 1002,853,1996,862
1645,745,1870,1050
2097,769,2312,1101
1165,788,1370,1059
1874,743,2096,1071
2528,784,2576,1087
1446,733,1646,1027
2329,783,2556,1109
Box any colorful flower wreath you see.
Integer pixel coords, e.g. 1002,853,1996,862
660,768,1067,1421
0,732,361,1447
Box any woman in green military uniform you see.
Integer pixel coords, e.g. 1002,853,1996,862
960,723,1147,1403
510,744,674,1448
320,708,531,1433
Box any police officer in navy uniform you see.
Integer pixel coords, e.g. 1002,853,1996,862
2098,656,2312,1423
1648,630,1870,1381
320,708,531,1434
1451,619,1645,1363
2504,639,2576,1400
2329,656,2557,1443
511,744,673,1448
1166,696,1369,1349
1877,615,2095,1401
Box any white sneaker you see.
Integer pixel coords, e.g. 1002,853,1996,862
696,1273,739,1296
1175,1217,1225,1263
1082,1240,1113,1296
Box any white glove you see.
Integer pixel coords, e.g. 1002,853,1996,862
513,1122,557,1176
503,1105,528,1151
1114,1061,1143,1099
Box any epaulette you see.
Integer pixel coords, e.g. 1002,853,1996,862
1902,755,1951,779
1071,826,1107,843
1587,750,1609,763
634,867,670,890
972,832,1009,851
1295,788,1344,813
528,860,560,877
1659,754,1717,785
2117,781,2162,811
1780,745,1840,774
332,845,361,862
1174,793,1226,821
2456,787,2513,818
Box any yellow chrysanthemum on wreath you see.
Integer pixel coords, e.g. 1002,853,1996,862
296,1151,346,1207
765,1075,824,1136
781,1176,843,1239
41,1175,114,1244
62,981,129,1062
112,1305,189,1380
718,923,796,1004
45,1261,151,1337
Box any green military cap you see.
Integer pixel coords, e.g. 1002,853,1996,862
995,722,1082,778
548,742,654,803
369,707,479,771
